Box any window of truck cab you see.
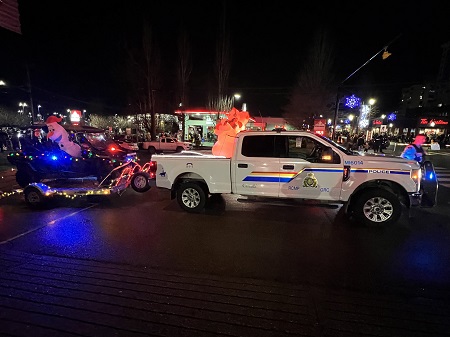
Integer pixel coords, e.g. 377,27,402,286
241,135,340,163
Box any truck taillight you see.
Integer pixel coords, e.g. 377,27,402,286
141,161,157,179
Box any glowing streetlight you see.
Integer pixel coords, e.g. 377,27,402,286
19,102,27,115
0,80,6,86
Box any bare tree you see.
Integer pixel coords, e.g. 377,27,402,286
0,106,32,126
176,24,192,140
208,0,232,118
125,23,161,141
89,114,114,129
283,27,336,129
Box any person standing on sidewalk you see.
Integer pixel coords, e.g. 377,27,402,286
0,129,9,152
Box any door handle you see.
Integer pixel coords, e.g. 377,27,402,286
283,165,294,170
238,163,248,168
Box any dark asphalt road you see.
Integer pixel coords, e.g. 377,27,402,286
1,145,450,336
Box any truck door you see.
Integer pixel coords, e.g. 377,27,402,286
164,138,176,151
233,135,280,197
278,135,343,200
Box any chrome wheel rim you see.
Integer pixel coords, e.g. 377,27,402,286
363,196,394,223
181,188,201,208
134,175,147,189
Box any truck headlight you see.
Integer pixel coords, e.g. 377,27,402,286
411,168,421,191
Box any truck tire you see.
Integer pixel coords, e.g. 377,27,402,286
353,188,401,226
131,172,151,193
176,146,184,152
148,146,156,154
177,182,206,213
24,186,45,208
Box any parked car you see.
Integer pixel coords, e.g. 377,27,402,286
112,135,139,151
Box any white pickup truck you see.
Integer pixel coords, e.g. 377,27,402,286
150,130,438,226
141,137,192,154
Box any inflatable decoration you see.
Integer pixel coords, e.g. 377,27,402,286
45,116,82,157
212,107,250,157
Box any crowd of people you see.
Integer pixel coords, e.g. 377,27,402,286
337,132,390,153
336,130,449,154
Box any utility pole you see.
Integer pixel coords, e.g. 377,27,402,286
332,34,402,140
26,63,35,123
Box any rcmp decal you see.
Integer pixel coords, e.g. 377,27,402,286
303,173,318,188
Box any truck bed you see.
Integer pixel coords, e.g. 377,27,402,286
153,152,232,193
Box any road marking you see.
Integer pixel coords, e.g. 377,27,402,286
0,204,97,245
434,167,450,188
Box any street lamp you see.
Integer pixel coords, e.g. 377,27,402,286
232,93,241,108
0,80,5,86
37,105,42,121
19,102,27,115
332,34,401,140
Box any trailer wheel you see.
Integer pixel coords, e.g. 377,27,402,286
177,182,206,213
131,172,151,192
24,186,45,208
353,188,401,227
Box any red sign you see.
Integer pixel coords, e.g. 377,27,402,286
372,119,382,125
314,119,326,135
419,118,448,126
70,110,82,125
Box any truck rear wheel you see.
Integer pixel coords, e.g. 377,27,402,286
353,188,401,226
148,147,156,154
177,182,206,213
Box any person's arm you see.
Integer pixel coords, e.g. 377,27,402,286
400,145,416,160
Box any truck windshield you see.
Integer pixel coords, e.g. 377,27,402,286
318,135,360,156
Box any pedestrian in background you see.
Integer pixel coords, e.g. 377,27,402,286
400,134,428,164
0,129,8,152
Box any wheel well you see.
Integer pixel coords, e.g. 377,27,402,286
348,180,410,209
170,173,208,199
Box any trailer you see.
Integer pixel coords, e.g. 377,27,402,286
20,160,156,207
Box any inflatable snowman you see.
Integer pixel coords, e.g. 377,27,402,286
45,116,81,157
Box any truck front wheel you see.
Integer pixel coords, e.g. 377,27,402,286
177,182,206,213
352,188,401,226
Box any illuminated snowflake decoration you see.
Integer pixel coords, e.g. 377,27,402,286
358,104,370,129
345,94,361,109
387,113,397,121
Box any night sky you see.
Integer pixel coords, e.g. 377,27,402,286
1,0,449,117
